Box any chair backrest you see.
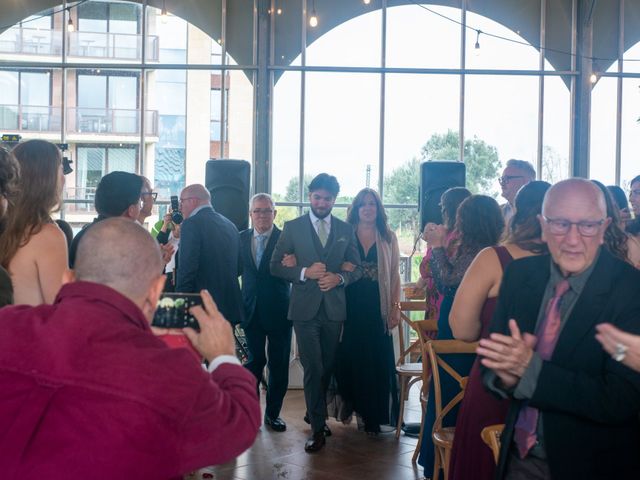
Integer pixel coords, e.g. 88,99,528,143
397,301,437,366
480,424,504,465
426,339,478,433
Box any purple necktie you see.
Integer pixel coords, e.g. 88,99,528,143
514,278,570,459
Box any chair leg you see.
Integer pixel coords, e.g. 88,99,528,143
432,446,441,480
396,377,407,439
443,447,452,480
412,398,427,463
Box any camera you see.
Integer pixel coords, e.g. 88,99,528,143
170,195,184,224
152,292,202,330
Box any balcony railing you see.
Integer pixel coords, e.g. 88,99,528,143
0,104,158,136
0,104,61,132
68,107,158,136
0,27,159,61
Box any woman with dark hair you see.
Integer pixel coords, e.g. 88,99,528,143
0,146,20,306
0,140,67,305
608,185,632,223
413,187,471,320
447,181,551,480
418,194,505,478
333,188,401,434
592,180,640,268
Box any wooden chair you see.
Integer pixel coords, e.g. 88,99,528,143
410,319,439,463
427,339,478,480
395,301,437,439
481,424,504,465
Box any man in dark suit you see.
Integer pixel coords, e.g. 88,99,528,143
176,184,243,326
479,178,640,479
240,193,291,432
271,173,362,453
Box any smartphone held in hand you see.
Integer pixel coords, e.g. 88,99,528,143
152,292,202,331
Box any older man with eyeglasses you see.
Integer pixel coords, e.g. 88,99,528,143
238,193,292,432
479,178,640,480
499,159,536,223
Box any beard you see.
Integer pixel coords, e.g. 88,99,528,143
310,205,332,219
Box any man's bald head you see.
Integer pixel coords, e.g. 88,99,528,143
180,184,211,218
75,218,164,301
542,178,606,217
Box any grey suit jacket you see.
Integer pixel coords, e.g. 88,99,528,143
270,213,362,322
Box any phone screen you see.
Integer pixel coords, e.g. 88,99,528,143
152,292,202,331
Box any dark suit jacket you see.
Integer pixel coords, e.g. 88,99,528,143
176,206,244,326
270,213,362,322
483,250,640,479
239,227,290,330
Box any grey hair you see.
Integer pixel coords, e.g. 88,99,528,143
250,192,275,209
506,159,536,179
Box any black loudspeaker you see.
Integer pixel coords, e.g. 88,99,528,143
205,159,251,231
420,160,466,229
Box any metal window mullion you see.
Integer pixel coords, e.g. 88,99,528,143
378,0,387,197
251,0,259,192
220,0,228,157
537,0,546,180
615,0,624,185
298,0,307,215
267,0,275,194
139,0,147,176
459,0,466,163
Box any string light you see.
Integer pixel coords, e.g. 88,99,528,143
474,30,481,51
276,0,282,15
364,0,371,4
67,17,75,32
161,0,168,23
309,0,318,27
590,73,598,84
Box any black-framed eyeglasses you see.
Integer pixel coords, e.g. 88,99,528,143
141,191,158,201
498,175,525,186
543,216,606,237
251,208,274,215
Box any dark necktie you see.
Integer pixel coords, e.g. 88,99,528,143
514,278,570,459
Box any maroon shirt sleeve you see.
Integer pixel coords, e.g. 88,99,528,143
177,363,261,471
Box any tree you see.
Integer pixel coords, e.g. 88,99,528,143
284,174,314,202
384,130,501,232
420,130,501,194
541,145,568,184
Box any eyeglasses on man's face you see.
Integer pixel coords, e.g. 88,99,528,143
499,175,525,186
141,191,158,201
543,216,606,237
251,208,274,216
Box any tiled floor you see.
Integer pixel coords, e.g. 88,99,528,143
198,387,425,480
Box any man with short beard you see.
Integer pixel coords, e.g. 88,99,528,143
271,173,362,453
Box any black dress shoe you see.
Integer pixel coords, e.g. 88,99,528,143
264,416,287,432
304,431,326,453
303,414,331,437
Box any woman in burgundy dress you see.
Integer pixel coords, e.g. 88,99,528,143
447,180,551,480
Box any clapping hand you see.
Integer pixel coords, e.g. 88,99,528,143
422,222,447,248
477,319,537,389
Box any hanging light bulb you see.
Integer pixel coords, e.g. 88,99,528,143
277,7,282,15
67,16,75,33
161,0,168,23
363,0,371,4
590,73,598,84
474,30,481,56
309,0,318,27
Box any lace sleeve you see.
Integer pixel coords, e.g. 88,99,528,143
429,247,477,295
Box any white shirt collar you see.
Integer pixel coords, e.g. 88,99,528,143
308,210,331,225
253,226,274,238
190,204,212,218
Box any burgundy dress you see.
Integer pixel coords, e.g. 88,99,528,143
448,246,513,480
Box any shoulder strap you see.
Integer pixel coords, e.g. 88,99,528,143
493,246,514,271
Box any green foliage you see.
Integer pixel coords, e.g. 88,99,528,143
284,174,314,202
383,130,501,233
421,130,501,194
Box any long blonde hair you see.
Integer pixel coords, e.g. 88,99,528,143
0,140,62,267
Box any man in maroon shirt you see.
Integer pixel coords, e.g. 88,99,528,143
0,218,261,480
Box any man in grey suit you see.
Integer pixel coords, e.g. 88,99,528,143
271,173,362,453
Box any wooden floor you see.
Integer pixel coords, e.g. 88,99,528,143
194,387,424,480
